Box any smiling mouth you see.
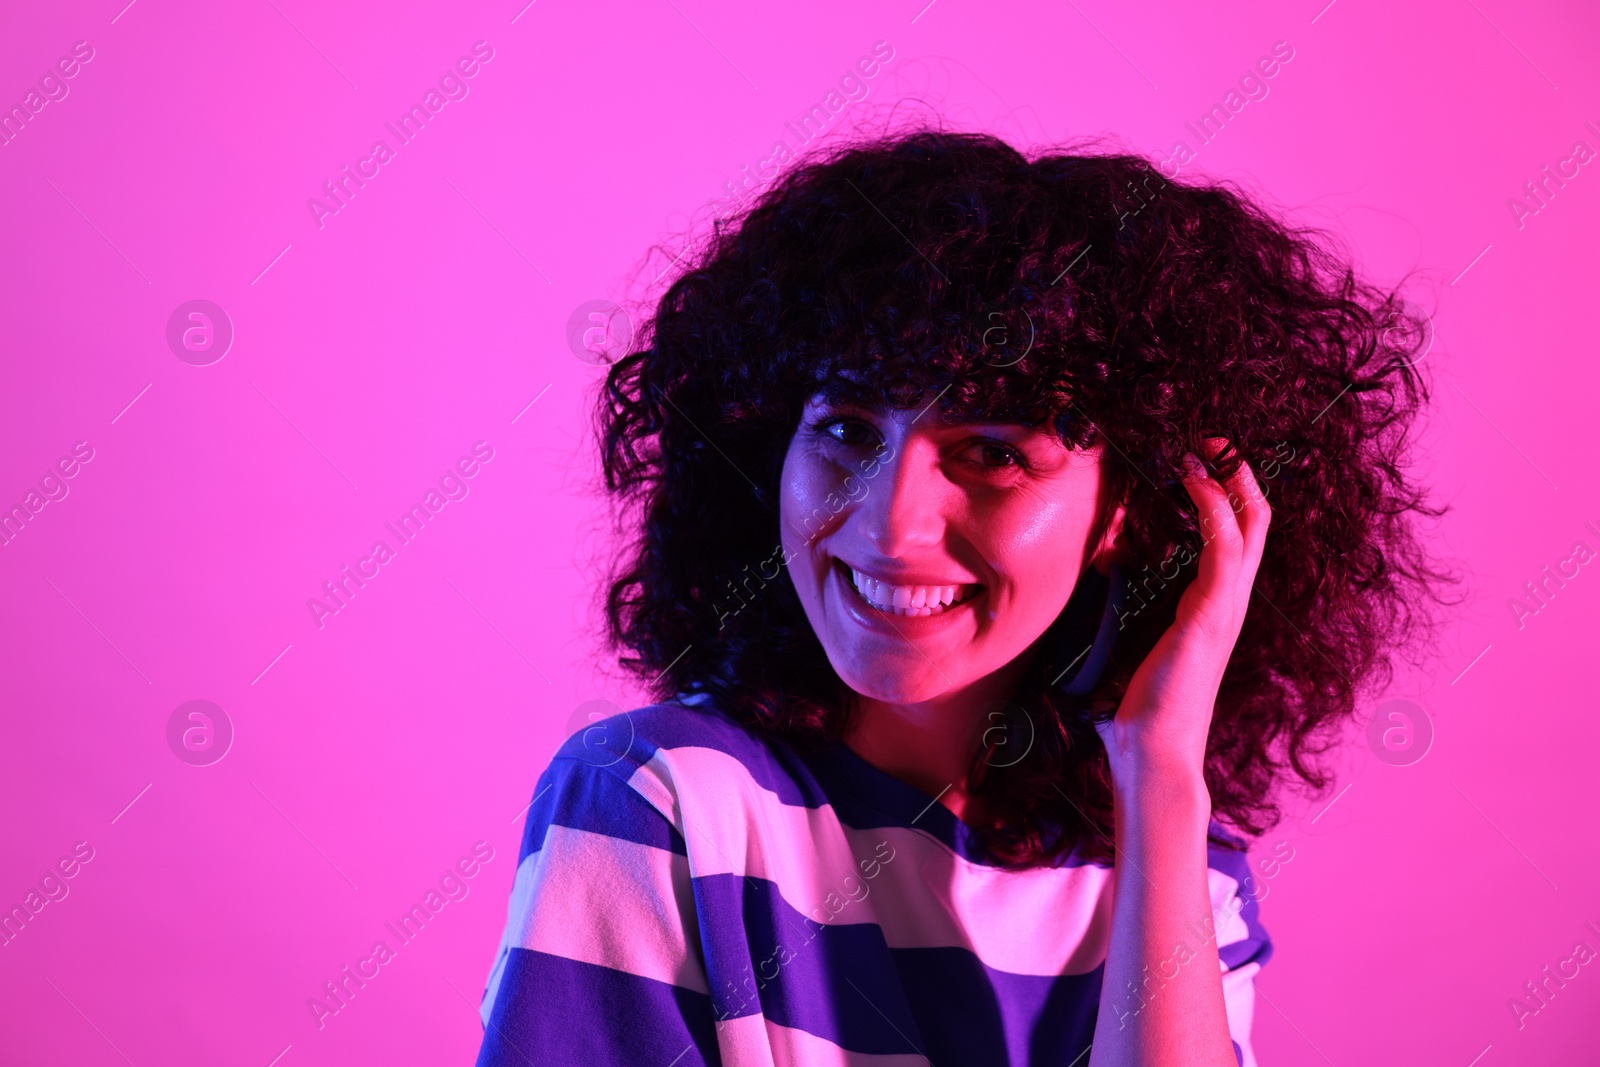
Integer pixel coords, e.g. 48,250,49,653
834,559,984,617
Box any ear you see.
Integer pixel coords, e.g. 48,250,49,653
1086,501,1127,576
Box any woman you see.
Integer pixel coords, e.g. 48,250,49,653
474,130,1446,1066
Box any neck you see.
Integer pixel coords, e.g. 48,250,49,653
840,650,1038,825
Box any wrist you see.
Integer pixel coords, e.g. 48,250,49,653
1111,761,1212,830
1107,747,1209,793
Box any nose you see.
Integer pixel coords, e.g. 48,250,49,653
858,435,948,557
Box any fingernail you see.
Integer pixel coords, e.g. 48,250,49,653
1180,452,1207,482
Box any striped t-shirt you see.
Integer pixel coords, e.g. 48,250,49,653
475,693,1272,1066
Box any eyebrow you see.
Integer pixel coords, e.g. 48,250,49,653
815,392,1048,431
936,410,1048,429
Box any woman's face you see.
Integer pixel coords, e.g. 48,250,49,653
779,391,1117,706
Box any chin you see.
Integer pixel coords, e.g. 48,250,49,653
831,651,971,705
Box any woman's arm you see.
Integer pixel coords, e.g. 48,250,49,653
1089,440,1271,1067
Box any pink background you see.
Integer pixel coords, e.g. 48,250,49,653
2,0,1597,1063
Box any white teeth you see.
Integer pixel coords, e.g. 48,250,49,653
848,567,976,616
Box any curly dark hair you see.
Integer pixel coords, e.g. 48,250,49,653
593,127,1453,867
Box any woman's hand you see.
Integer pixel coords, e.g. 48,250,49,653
1086,437,1273,1067
1095,437,1272,785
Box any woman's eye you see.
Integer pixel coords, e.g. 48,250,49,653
815,417,876,447
971,441,1026,469
810,417,1025,470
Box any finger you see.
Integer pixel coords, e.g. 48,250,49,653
1214,453,1271,582
1186,444,1247,564
1196,436,1270,582
1178,455,1247,636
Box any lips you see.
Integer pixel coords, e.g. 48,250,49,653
833,558,983,618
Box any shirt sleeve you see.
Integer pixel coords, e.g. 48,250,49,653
1206,837,1277,1067
473,750,721,1067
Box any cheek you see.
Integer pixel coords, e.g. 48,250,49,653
985,495,1097,610
778,449,837,581
780,449,849,535
779,449,824,516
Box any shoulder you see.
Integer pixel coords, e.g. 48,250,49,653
553,695,774,774
555,695,810,791
526,694,825,849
